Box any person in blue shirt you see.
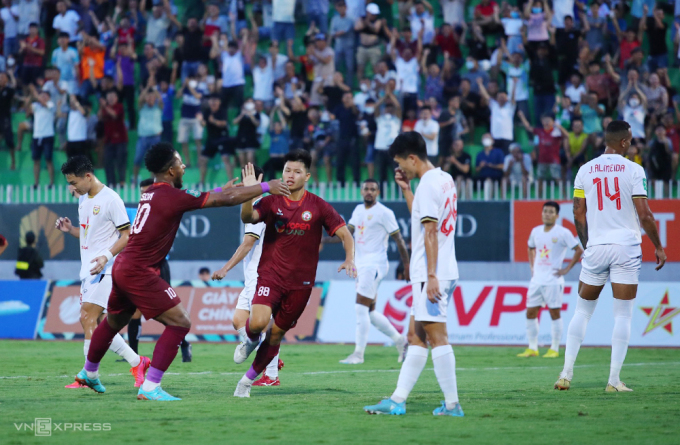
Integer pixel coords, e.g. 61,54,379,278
475,133,505,185
264,106,290,180
159,79,175,143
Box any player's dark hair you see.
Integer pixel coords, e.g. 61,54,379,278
241,165,265,181
61,155,94,177
139,178,155,188
362,178,379,188
58,32,70,39
284,149,312,171
388,131,428,161
145,142,177,174
199,267,210,275
605,120,631,147
543,201,560,214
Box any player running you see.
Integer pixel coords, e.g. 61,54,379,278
56,156,150,389
518,201,583,358
364,132,463,417
555,120,667,392
212,165,284,387
322,179,410,364
233,150,356,398
71,142,290,401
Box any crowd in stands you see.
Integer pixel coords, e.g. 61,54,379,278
1,0,679,191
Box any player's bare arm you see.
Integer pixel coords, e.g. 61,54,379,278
573,197,588,248
395,168,415,213
391,230,410,282
554,244,584,277
633,197,667,270
212,234,257,281
423,220,441,302
56,216,80,238
528,247,536,276
204,179,289,208
239,163,274,223
321,225,355,245
90,227,130,275
334,225,357,278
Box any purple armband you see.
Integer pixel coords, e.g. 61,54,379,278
260,182,270,194
213,187,223,193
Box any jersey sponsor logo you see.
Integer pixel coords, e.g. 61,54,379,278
93,205,101,215
367,214,373,220
302,210,312,221
539,244,550,260
80,217,90,239
275,219,311,235
640,291,680,335
551,237,558,243
186,190,201,198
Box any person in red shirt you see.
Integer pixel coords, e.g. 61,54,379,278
435,23,462,66
117,17,136,46
19,23,45,88
474,0,501,34
72,142,291,401
99,91,128,186
233,150,356,398
618,28,642,70
518,110,568,189
662,109,680,178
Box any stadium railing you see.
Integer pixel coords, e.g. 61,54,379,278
1,179,678,204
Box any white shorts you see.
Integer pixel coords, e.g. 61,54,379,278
410,280,456,323
355,263,389,299
80,274,113,309
579,244,642,286
527,283,563,309
177,118,203,143
235,275,257,311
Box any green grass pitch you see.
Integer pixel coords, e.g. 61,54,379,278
2,341,679,444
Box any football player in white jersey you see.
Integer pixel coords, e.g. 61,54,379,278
322,179,410,365
555,120,667,392
364,132,463,417
55,156,150,389
518,201,582,359
212,166,283,386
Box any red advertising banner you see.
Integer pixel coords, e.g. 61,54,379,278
44,285,323,341
513,199,680,262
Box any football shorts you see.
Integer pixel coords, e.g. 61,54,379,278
527,283,564,309
80,274,113,310
411,280,457,323
580,244,642,286
236,274,258,311
355,263,389,299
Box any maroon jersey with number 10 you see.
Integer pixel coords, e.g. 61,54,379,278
254,191,345,289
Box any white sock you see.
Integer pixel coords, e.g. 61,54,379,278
610,299,634,386
562,297,598,379
237,327,247,343
370,310,402,343
526,318,539,350
354,304,370,356
109,334,141,367
432,345,459,409
83,339,91,358
265,352,280,379
86,370,98,379
240,374,255,385
141,379,159,391
391,345,428,403
551,318,563,352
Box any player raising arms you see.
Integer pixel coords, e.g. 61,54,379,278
56,156,150,389
555,120,666,392
72,142,290,401
364,132,463,417
233,149,356,398
322,179,410,365
212,165,284,387
518,201,583,358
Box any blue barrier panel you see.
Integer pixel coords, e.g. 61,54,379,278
0,280,48,339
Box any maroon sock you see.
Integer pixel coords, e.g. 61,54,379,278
245,318,261,342
250,339,280,377
86,317,120,364
149,325,190,372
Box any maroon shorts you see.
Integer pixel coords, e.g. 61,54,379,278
107,263,181,320
252,279,313,331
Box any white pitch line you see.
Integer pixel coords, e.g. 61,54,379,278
1,361,679,380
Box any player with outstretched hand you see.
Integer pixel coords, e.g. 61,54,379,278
72,142,290,401
233,149,356,398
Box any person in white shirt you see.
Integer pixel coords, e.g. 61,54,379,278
373,90,402,185
212,166,284,387
519,201,582,359
52,0,82,42
27,84,56,187
503,142,534,187
64,94,90,159
55,156,149,389
564,73,587,104
413,106,439,162
391,43,420,114
323,180,410,365
477,75,516,153
364,132,463,417
0,0,20,56
210,35,245,115
252,55,274,106
556,120,667,393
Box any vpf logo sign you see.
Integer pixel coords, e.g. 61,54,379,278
640,291,680,335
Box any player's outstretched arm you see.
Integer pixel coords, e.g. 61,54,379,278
573,197,588,248
55,217,80,239
212,235,257,281
334,226,357,278
205,180,290,209
90,227,130,275
633,198,667,270
391,231,410,282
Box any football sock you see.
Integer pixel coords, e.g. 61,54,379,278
237,326,247,343
109,334,141,367
391,345,428,403
526,318,539,351
142,367,162,391
247,339,280,380
149,325,190,375
369,310,402,343
128,318,141,353
245,318,261,342
562,297,598,379
432,345,459,409
83,339,91,358
265,352,280,379
85,317,120,377
354,304,370,356
610,299,634,386
551,317,563,352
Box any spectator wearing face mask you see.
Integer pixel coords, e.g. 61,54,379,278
618,81,647,143
475,133,505,185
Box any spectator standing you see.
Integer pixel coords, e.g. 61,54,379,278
475,134,505,185
529,42,557,125
52,32,80,94
523,0,551,55
309,33,335,106
111,42,137,129
334,91,360,186
474,0,501,35
563,117,588,179
52,0,81,43
576,91,605,135
371,61,397,97
478,77,516,153
133,85,163,184
142,0,180,50
0,71,16,170
648,124,673,184
391,40,419,115
360,98,377,178
500,6,523,56
233,99,260,167
550,0,573,29
0,0,20,57
618,82,647,142
14,231,43,279
99,90,128,187
462,57,489,95
27,85,56,187
198,94,234,184
564,73,586,104
202,2,229,48
414,105,439,164
272,0,297,50
322,71,351,114
159,78,175,143
181,18,209,82
409,0,435,46
78,33,106,97
64,94,90,160
177,74,208,168
373,89,401,185
304,106,333,183
447,138,471,184
17,0,41,41
518,110,567,186
554,14,581,85
441,0,465,26
42,67,69,150
330,0,355,87
211,36,245,116
306,0,329,34
252,55,274,106
138,42,167,88
355,3,386,81
503,142,533,189
264,106,290,180
497,42,529,122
